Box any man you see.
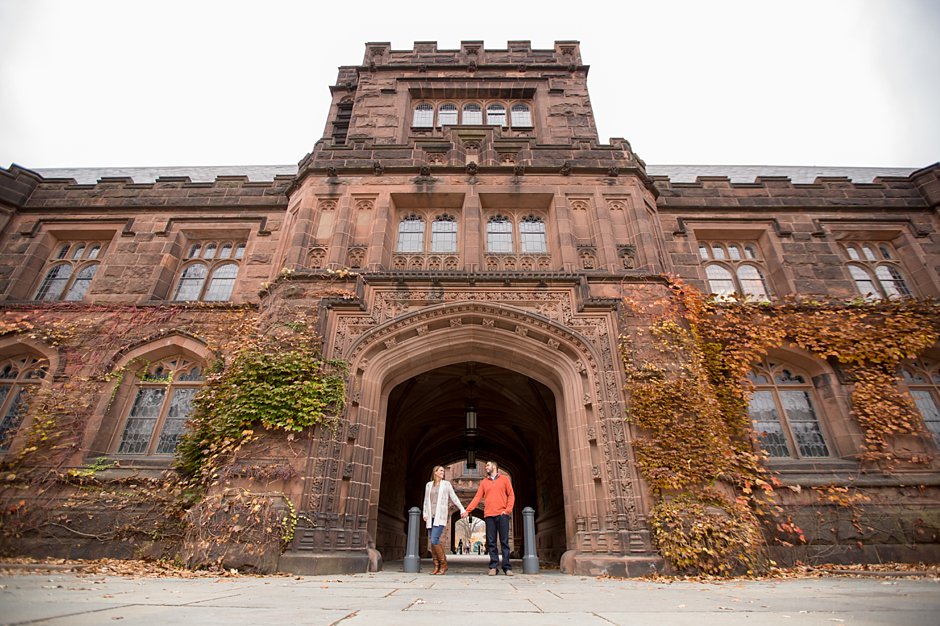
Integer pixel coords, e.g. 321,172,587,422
462,460,515,576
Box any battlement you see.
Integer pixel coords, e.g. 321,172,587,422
361,40,583,68
12,169,292,210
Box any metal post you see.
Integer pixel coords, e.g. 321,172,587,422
403,506,422,573
522,506,539,574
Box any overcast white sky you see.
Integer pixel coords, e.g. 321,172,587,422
1,0,937,170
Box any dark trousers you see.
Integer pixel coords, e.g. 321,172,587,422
484,514,511,572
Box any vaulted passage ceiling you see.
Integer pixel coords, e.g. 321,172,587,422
377,361,566,562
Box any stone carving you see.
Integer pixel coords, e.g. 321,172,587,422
419,164,431,177
449,318,462,327
607,166,619,177
608,200,626,211
309,247,327,269
326,166,338,178
560,161,572,176
347,424,359,440
513,163,526,177
570,199,590,211
548,338,560,349
514,325,528,337
466,161,478,176
355,199,374,211
347,247,365,269
384,337,397,349
416,324,429,336
617,245,636,269
373,160,384,176
318,199,338,211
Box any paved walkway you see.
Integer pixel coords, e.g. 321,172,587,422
1,557,938,625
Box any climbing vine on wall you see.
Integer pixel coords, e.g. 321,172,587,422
623,278,940,575
174,322,347,491
0,297,349,570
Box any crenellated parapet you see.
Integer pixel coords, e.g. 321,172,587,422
14,173,292,210
362,40,584,69
651,165,939,210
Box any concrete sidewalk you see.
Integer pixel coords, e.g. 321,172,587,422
1,559,938,626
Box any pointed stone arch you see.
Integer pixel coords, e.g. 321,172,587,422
295,299,658,574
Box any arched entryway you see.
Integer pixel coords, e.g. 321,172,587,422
339,301,615,570
375,361,566,564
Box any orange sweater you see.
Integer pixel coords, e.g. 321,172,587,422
466,474,515,517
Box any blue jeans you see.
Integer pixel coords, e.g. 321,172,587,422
485,514,511,572
429,524,444,546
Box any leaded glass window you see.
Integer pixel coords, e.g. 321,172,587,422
439,103,458,126
747,359,830,459
486,216,513,254
510,103,532,127
699,241,771,300
431,215,458,253
173,239,245,302
0,355,47,452
462,103,483,125
33,240,107,302
901,358,940,446
842,242,913,300
117,356,204,456
519,216,547,254
486,103,507,127
397,215,425,253
413,103,434,127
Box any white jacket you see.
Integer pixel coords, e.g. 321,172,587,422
423,479,465,528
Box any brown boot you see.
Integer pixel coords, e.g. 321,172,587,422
430,544,441,575
436,544,448,575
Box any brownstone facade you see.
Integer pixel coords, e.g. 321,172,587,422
1,41,939,575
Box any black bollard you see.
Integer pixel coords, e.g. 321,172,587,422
403,506,421,573
522,506,539,574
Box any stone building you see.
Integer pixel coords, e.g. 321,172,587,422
0,41,938,575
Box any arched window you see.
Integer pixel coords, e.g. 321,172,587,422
173,240,245,302
848,265,879,300
116,356,204,456
0,355,47,451
875,265,912,298
431,215,458,253
747,359,830,459
736,264,769,300
462,103,483,125
486,103,507,127
486,216,513,254
438,103,458,126
413,103,434,127
901,358,940,446
510,103,532,127
843,242,913,300
174,264,208,301
397,215,425,253
204,263,238,301
700,241,771,300
34,263,72,301
33,240,106,302
64,264,99,301
519,216,547,254
705,265,735,297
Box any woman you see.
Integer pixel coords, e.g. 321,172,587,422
422,465,465,575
